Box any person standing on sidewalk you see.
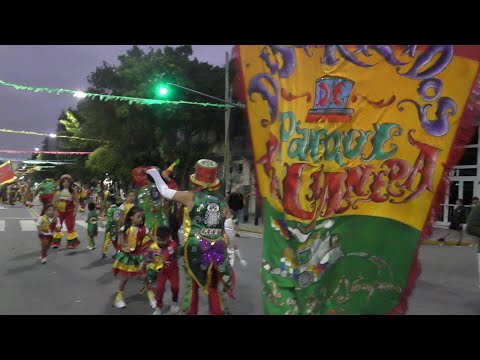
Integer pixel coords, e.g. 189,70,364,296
437,199,467,246
228,186,244,237
466,197,480,286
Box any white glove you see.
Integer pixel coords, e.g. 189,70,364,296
146,168,177,200
177,226,184,245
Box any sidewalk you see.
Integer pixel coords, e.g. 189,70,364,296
238,217,478,247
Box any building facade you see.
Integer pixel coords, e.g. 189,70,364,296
436,125,480,227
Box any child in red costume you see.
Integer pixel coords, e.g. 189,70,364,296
36,204,61,264
144,226,180,315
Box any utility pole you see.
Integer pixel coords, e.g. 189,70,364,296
224,51,231,195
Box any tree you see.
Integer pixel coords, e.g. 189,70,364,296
73,46,229,187
44,45,249,189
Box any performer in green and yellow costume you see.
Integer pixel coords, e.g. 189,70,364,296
147,159,235,315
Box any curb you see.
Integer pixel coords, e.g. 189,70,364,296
239,225,263,234
423,239,477,247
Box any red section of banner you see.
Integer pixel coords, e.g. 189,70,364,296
305,113,353,123
0,162,16,185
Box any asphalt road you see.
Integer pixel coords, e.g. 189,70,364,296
0,202,479,315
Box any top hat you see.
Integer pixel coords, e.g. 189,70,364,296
189,159,220,191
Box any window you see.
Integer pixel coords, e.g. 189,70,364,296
238,164,243,174
458,148,478,166
459,168,477,176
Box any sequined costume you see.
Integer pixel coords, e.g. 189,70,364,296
182,192,233,315
132,166,178,230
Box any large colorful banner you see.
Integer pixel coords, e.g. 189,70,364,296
234,45,480,315
0,161,17,185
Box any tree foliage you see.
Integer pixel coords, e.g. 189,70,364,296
34,45,247,188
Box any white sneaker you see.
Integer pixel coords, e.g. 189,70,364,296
41,257,47,264
114,299,126,308
86,246,93,250
149,298,157,309
153,307,163,315
170,302,179,313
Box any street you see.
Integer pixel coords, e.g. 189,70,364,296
0,203,479,315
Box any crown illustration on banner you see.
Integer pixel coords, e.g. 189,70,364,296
305,76,355,123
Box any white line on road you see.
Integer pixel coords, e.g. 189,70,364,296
19,220,38,232
0,220,4,231
76,220,87,228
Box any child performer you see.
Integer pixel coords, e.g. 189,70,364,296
102,195,121,259
86,202,98,250
118,189,136,227
112,206,153,309
144,226,180,315
36,204,61,264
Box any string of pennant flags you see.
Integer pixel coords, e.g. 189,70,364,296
0,79,234,108
0,158,78,165
0,128,104,142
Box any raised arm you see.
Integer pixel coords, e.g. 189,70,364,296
147,168,194,211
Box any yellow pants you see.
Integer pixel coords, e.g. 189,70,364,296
102,232,114,255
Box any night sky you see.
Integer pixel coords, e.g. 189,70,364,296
0,45,232,157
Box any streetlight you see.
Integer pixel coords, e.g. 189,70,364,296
156,85,169,96
49,133,57,138
156,54,244,194
73,91,87,99
34,148,40,152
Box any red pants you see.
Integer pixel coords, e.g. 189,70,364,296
39,194,54,216
40,236,52,258
53,210,79,247
184,272,224,315
156,268,179,308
